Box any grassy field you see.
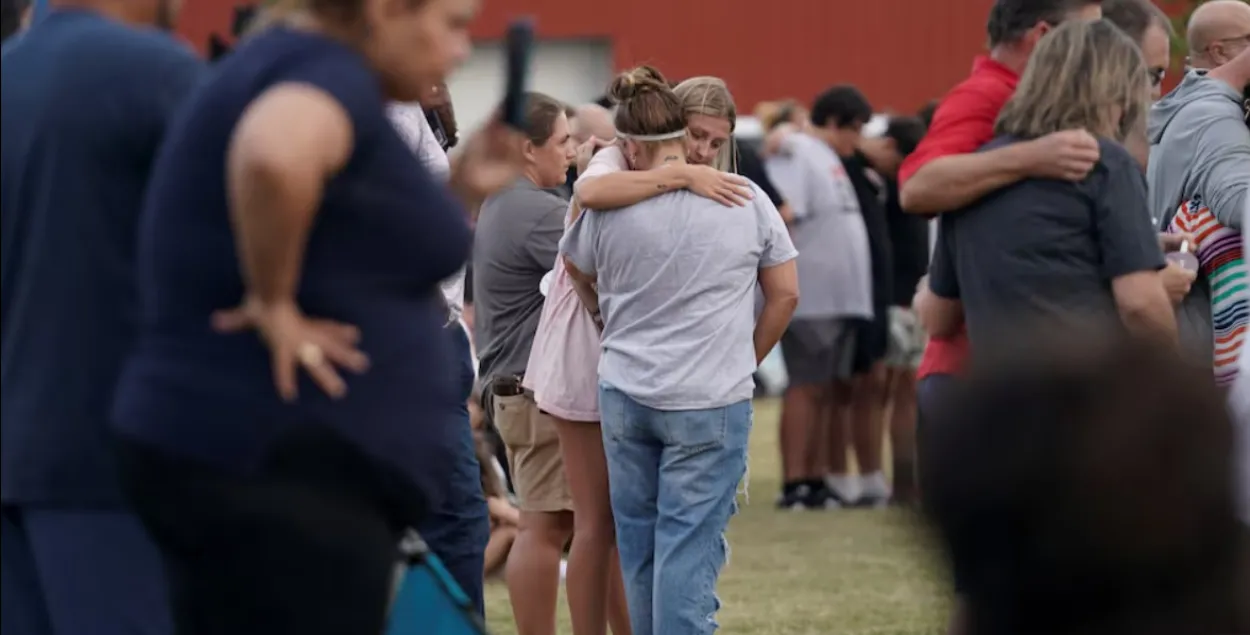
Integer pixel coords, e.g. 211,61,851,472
483,398,953,635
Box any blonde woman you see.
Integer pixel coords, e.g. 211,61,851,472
523,69,749,635
920,19,1177,350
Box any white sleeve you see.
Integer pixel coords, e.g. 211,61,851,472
577,145,629,182
387,102,451,181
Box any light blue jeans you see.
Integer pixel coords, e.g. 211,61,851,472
599,383,751,635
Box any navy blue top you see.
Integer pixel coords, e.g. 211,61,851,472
111,28,472,511
1,10,204,505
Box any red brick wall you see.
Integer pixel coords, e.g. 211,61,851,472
179,0,999,114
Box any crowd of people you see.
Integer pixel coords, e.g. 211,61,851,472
1,0,1248,634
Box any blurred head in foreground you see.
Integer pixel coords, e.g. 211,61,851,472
922,333,1247,635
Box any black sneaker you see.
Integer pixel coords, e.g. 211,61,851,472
776,483,814,510
806,484,844,510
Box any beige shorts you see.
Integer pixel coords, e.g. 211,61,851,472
493,392,572,513
886,306,927,370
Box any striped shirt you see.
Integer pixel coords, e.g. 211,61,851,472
1170,197,1247,386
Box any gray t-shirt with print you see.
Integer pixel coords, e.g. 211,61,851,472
561,184,798,410
765,133,873,320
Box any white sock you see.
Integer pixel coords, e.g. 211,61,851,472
825,474,861,500
860,471,891,498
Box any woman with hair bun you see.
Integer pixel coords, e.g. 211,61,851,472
573,70,752,211
557,64,800,635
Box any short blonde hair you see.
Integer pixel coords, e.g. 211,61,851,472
996,19,1150,143
674,77,738,172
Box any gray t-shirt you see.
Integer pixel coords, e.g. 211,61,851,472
929,137,1165,344
562,184,798,410
764,133,872,320
473,178,566,383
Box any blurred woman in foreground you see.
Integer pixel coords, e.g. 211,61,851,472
109,0,520,631
525,69,749,635
924,332,1248,635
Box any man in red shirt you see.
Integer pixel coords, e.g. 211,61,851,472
898,0,1104,633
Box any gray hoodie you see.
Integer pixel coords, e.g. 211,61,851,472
1147,71,1250,364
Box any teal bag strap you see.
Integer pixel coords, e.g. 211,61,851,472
386,532,489,635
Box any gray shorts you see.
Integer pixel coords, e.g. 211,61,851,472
779,318,857,386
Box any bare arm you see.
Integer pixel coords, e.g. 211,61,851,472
755,261,799,364
560,206,605,328
1095,143,1176,344
777,202,796,225
564,257,604,330
899,145,1033,215
575,165,696,210
576,164,751,210
227,84,352,306
487,496,520,526
1111,271,1177,344
915,283,963,339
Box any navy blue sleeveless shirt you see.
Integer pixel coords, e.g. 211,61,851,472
112,28,471,510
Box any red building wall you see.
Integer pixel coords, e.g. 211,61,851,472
179,0,997,115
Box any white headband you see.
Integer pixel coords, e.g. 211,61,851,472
617,130,687,142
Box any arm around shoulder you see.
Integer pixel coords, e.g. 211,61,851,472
575,164,694,210
900,142,1034,214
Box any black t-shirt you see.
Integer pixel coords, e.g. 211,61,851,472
883,178,930,306
736,141,786,208
929,136,1165,343
842,151,894,317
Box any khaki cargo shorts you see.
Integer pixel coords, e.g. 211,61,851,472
491,381,572,513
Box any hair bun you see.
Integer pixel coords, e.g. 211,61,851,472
608,65,670,104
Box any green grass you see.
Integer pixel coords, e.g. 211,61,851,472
483,398,953,635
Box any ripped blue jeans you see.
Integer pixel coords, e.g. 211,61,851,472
598,384,751,635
